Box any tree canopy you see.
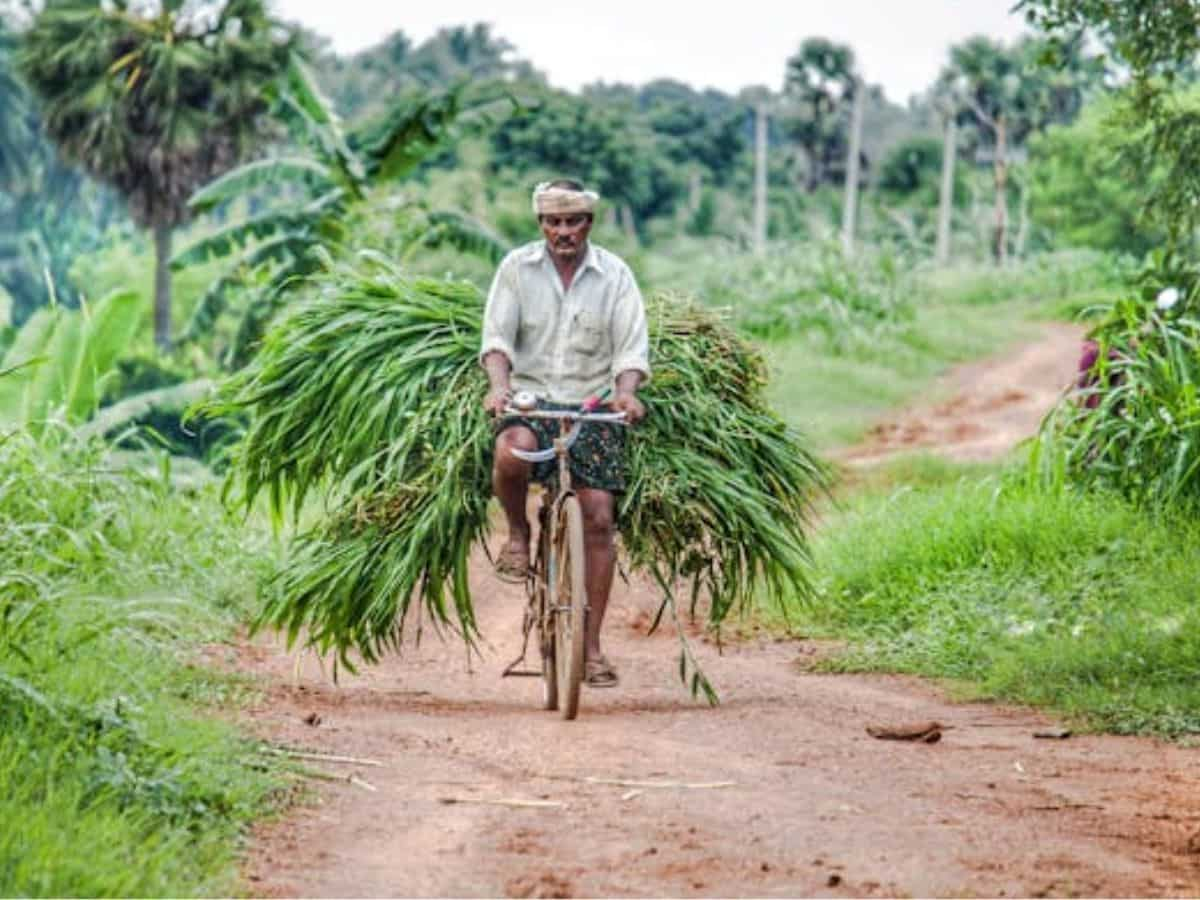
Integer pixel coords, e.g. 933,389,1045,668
17,0,296,346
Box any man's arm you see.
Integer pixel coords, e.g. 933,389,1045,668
612,369,646,424
480,255,519,415
609,265,650,424
482,350,513,416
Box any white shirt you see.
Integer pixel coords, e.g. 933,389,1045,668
479,240,651,404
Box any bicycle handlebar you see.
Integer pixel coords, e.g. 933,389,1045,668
506,408,627,424
503,405,627,464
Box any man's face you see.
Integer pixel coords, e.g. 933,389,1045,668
540,213,592,263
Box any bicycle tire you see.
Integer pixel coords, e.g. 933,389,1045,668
554,495,587,720
537,520,558,711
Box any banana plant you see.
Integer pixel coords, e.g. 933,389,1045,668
172,54,515,367
0,287,142,439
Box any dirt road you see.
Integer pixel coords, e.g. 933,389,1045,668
839,322,1085,465
238,324,1200,898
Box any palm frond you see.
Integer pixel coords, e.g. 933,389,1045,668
78,378,214,440
224,254,325,368
177,232,321,345
0,307,60,426
354,86,465,182
63,288,142,424
415,210,511,264
279,54,364,187
172,190,343,269
187,157,334,213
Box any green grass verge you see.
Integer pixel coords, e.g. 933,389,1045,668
0,436,282,896
751,250,1124,449
801,463,1200,736
764,300,1038,448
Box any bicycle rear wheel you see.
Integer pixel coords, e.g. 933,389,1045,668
553,495,587,720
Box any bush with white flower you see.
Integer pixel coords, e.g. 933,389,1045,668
1033,250,1200,507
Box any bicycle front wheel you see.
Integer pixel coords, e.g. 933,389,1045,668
537,519,558,712
553,495,587,720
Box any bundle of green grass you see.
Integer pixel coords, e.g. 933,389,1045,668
211,253,828,678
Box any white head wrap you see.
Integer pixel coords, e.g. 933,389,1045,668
532,181,599,217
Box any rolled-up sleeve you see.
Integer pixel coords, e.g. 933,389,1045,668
480,254,519,367
610,267,651,384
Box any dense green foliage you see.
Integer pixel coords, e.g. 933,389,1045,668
1034,252,1200,507
0,435,279,895
877,136,948,200
17,0,296,347
649,239,912,344
0,288,142,436
173,56,511,365
1027,98,1168,256
310,24,541,123
1021,0,1200,244
0,21,123,320
489,88,684,235
209,257,827,691
807,470,1200,735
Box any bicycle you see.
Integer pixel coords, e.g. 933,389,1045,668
500,391,626,720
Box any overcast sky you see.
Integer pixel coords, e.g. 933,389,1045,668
271,0,1031,104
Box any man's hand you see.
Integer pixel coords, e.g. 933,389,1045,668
612,391,646,425
483,386,512,418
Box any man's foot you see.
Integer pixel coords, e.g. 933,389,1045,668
494,541,529,583
585,654,618,688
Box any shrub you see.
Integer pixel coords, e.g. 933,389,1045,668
1033,251,1200,508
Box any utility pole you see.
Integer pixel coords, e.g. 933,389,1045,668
753,103,768,257
840,78,865,257
992,113,1009,265
935,115,957,266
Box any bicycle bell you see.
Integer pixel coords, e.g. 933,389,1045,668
512,390,539,412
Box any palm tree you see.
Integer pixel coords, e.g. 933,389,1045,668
0,23,31,189
941,34,1096,263
17,0,296,349
940,37,1029,264
781,38,858,191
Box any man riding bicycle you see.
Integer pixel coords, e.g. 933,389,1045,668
480,179,650,688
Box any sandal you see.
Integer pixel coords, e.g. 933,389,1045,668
585,654,619,688
493,544,529,584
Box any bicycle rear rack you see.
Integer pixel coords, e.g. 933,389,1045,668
502,577,543,678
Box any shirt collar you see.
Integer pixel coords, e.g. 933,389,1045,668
523,241,605,276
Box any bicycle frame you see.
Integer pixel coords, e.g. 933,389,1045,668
500,405,625,686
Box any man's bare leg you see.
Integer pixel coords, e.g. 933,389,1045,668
577,487,616,663
493,426,538,562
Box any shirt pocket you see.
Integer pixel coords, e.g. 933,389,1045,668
569,309,607,356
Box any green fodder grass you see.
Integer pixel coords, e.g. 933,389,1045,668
209,257,827,696
802,471,1200,736
0,435,280,896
